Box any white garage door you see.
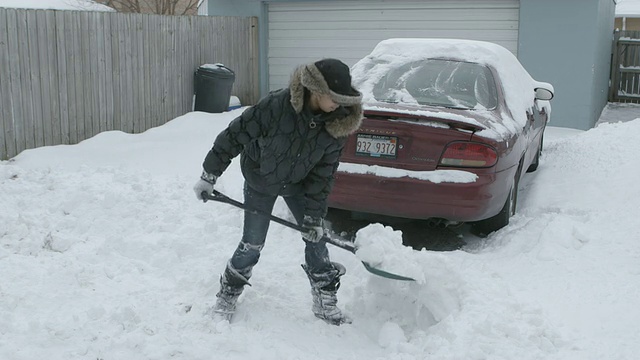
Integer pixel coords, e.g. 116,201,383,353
267,0,520,90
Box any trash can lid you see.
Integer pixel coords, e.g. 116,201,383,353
199,63,234,76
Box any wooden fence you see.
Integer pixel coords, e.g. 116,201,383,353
0,8,259,160
609,30,640,103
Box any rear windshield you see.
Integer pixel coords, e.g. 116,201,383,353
372,59,498,110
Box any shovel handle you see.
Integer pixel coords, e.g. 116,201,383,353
201,190,357,254
202,190,302,231
201,190,415,281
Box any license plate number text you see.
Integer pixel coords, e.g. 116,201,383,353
356,134,397,158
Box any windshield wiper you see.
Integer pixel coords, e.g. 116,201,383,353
442,105,473,110
420,101,468,110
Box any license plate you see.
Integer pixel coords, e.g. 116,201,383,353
356,134,397,158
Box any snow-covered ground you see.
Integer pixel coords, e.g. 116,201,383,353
1,104,639,360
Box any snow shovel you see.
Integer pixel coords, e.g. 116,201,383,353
201,190,415,281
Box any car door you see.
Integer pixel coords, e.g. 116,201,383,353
526,99,547,162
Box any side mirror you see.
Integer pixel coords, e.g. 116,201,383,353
535,87,554,101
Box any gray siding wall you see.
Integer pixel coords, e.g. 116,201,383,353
209,0,616,130
593,0,617,119
519,0,615,130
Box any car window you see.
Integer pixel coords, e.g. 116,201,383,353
371,59,498,110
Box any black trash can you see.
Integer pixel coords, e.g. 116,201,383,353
194,64,235,113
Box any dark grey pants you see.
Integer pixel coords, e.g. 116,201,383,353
227,182,340,287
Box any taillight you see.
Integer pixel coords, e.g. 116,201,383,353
439,142,497,168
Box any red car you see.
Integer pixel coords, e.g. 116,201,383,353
328,39,554,235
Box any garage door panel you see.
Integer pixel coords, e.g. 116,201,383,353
269,39,383,50
269,75,295,90
270,0,518,12
269,9,518,22
269,58,365,74
268,0,520,91
268,42,517,72
270,29,518,41
269,48,374,60
270,20,519,31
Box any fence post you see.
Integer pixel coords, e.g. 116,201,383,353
609,29,621,102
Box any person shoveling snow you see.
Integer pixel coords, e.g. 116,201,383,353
193,58,363,325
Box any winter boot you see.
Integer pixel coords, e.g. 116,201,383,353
303,262,352,326
212,262,251,322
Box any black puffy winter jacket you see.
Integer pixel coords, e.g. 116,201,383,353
202,70,362,218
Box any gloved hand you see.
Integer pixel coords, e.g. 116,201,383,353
302,215,325,243
194,171,218,201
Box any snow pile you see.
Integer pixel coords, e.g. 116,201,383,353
1,109,639,359
352,224,564,359
354,223,425,281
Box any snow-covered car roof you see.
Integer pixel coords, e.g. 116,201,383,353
351,38,553,138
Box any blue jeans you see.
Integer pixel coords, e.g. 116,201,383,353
227,182,339,286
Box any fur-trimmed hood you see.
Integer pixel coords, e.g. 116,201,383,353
289,63,363,138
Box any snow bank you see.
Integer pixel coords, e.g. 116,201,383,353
1,110,639,360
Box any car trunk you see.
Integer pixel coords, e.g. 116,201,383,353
340,108,482,171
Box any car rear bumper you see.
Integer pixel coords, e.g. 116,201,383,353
328,170,512,222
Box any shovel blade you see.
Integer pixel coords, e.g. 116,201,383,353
361,261,415,281
323,232,415,281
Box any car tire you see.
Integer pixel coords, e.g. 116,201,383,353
471,164,521,237
526,134,543,173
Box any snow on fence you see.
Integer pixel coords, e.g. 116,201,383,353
0,8,259,160
610,30,640,104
